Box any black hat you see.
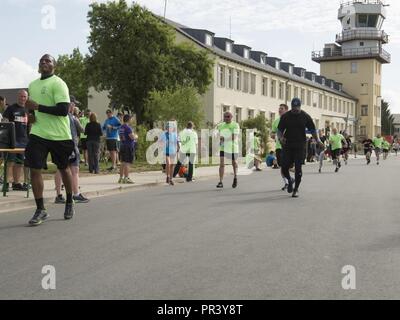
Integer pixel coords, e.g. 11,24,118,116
291,98,301,108
69,95,81,105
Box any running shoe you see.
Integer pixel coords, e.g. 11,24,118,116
232,177,238,188
292,189,299,198
169,179,175,186
335,167,339,172
281,183,288,191
124,177,135,184
64,203,75,220
55,194,66,204
12,183,28,191
318,168,321,173
118,177,124,184
216,182,223,188
29,209,49,226
73,194,90,203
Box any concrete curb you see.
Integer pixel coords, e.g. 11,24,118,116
0,173,220,214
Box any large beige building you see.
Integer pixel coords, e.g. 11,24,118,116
312,0,390,139
90,5,380,138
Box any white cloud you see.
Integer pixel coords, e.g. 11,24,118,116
0,57,39,89
382,88,400,114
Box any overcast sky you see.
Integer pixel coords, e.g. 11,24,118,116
0,0,399,113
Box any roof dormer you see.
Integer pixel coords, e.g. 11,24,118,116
266,57,282,69
233,44,252,59
305,71,317,82
315,75,326,86
214,37,234,53
280,62,294,74
250,51,268,64
293,67,306,78
334,82,343,91
181,28,215,46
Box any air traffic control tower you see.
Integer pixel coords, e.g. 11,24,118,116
312,0,391,139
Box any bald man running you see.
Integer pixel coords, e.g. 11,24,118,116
24,54,75,226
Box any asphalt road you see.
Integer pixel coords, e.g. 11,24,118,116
1,156,399,300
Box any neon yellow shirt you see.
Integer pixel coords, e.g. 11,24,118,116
179,129,198,154
271,117,281,150
372,137,384,148
217,121,240,153
79,116,90,138
28,75,71,141
329,133,345,151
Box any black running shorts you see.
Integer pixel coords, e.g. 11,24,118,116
24,134,74,170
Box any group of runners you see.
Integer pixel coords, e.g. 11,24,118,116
0,53,396,226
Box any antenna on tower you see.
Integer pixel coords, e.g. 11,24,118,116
163,0,167,19
229,16,232,40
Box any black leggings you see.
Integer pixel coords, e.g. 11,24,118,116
281,145,304,190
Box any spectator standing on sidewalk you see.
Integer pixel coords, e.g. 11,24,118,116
118,114,135,184
85,112,103,174
2,90,30,191
102,109,121,172
54,97,89,204
79,109,91,166
173,121,198,182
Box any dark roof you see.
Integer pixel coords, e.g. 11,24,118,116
0,88,27,106
162,18,357,100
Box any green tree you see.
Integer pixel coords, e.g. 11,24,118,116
55,48,89,108
144,85,204,129
381,99,394,135
86,0,213,125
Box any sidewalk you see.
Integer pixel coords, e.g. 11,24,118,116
0,165,225,214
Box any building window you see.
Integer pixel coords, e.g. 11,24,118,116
351,62,358,73
312,74,316,82
334,98,338,112
243,72,249,93
321,78,325,86
361,105,368,116
226,42,232,53
329,97,333,111
235,107,242,122
262,78,268,96
205,34,213,46
301,70,306,78
324,96,328,110
301,88,305,104
360,126,367,136
361,83,369,95
270,112,276,122
271,80,277,98
260,56,266,65
294,86,299,99
248,109,254,119
279,82,284,100
351,103,354,116
307,90,311,106
319,94,323,109
227,68,234,89
235,70,242,91
339,100,342,113
286,84,292,101
315,119,320,130
313,92,318,107
218,65,226,87
244,49,250,59
250,74,256,94
360,41,364,46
